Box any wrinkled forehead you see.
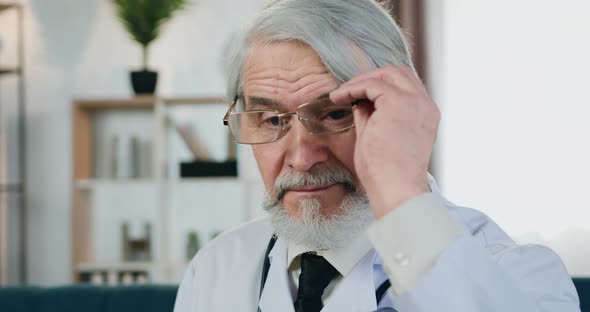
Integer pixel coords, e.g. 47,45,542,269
244,40,322,70
241,40,340,110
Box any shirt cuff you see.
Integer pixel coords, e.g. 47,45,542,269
367,192,467,294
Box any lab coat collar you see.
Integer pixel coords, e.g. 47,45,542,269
259,237,295,312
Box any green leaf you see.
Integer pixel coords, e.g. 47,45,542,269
112,0,189,47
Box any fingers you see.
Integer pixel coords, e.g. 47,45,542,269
352,100,373,138
330,78,399,112
332,78,407,139
346,65,422,93
329,65,434,138
330,65,425,106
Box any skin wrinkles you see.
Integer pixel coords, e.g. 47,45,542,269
243,41,338,105
247,91,332,112
244,72,336,97
244,65,328,84
243,40,358,219
243,47,326,80
244,78,337,110
243,68,335,100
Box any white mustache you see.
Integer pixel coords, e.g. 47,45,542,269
269,165,359,205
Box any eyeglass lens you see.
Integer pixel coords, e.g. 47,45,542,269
227,97,354,144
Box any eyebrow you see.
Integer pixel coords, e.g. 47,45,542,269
247,96,282,110
246,93,331,110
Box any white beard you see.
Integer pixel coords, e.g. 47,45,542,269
262,165,374,251
264,194,373,250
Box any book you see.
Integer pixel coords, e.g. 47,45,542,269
130,136,141,179
109,135,119,179
166,115,211,160
138,140,152,178
175,124,211,160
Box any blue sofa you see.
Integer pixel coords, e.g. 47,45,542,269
575,278,589,312
0,279,588,311
0,285,177,312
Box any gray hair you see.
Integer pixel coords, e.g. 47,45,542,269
225,0,414,100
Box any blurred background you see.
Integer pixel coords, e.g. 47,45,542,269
0,0,589,287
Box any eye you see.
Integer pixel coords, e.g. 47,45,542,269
266,116,280,126
258,113,281,128
325,109,352,120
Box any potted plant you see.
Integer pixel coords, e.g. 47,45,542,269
113,0,188,95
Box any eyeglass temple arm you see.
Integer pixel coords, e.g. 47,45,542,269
223,95,239,126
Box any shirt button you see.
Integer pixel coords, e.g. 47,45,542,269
394,252,410,267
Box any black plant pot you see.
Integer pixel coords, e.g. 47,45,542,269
130,70,158,95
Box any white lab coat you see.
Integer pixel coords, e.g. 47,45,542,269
174,189,580,311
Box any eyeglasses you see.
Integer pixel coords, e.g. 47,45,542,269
223,95,356,145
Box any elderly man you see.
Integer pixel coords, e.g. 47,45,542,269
174,0,579,311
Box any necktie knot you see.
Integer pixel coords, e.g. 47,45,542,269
294,253,340,312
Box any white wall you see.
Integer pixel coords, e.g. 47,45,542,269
9,0,267,285
432,0,590,276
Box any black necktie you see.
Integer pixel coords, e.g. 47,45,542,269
293,253,340,312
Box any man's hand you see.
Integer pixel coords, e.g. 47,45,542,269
330,65,439,219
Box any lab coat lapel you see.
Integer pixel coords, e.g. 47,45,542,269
321,250,377,312
258,238,295,312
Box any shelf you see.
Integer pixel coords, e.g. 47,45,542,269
162,96,226,106
0,183,23,193
76,261,189,285
77,261,154,272
0,67,20,76
75,177,242,191
74,96,225,110
76,179,156,190
74,96,156,110
0,4,18,13
172,177,241,185
76,261,189,272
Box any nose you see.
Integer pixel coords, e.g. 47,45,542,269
283,118,330,172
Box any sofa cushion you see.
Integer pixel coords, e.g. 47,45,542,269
104,285,178,312
0,285,178,312
574,278,590,312
0,287,43,312
37,286,109,312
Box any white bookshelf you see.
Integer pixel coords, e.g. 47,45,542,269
71,96,255,284
76,177,243,190
0,2,26,286
76,179,157,190
77,261,155,285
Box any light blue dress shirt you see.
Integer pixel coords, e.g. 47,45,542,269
366,177,581,311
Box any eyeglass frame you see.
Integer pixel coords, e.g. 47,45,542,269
223,94,363,145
